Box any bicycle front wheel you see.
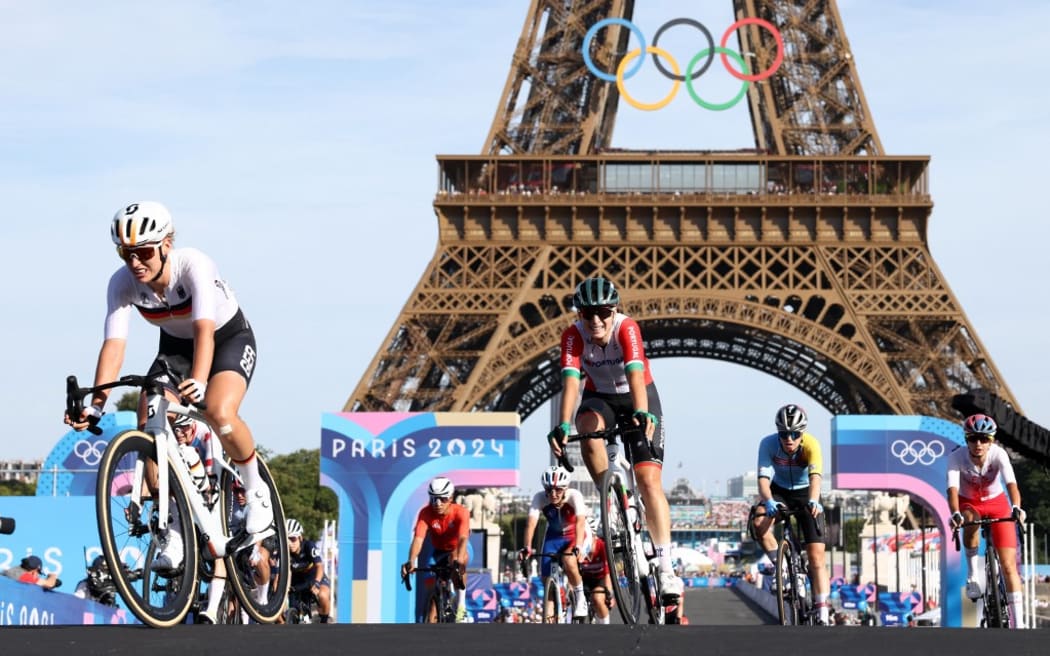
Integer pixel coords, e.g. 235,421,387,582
775,538,801,626
984,550,1008,628
543,577,563,623
220,457,291,623
96,429,199,627
600,468,644,624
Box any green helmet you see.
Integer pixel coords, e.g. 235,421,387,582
573,277,620,308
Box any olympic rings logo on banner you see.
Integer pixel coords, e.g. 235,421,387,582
581,17,784,111
890,439,945,466
74,439,108,466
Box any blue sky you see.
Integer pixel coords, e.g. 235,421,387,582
3,1,1048,498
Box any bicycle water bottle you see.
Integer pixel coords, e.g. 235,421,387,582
178,444,209,496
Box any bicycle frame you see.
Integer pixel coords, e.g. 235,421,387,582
525,550,577,624
772,507,816,626
953,516,1021,629
562,427,669,625
403,563,459,623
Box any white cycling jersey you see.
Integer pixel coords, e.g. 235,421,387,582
946,443,1016,501
104,247,240,340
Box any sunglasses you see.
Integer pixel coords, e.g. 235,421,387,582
116,244,160,262
288,536,300,542
965,435,993,444
430,495,451,504
778,430,802,441
580,306,615,321
544,485,568,493
172,423,193,433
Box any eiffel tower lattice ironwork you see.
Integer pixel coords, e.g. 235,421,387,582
344,0,1026,436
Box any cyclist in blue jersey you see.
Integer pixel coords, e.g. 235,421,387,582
750,404,830,625
286,518,332,623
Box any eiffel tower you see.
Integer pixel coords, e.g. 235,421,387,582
345,0,1045,455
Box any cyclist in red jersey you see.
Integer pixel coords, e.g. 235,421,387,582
401,477,471,623
547,277,683,599
578,517,614,624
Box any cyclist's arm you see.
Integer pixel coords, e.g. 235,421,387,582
406,534,426,570
757,476,773,505
559,373,581,426
522,512,540,553
946,486,961,516
91,338,126,407
1005,481,1022,511
189,319,216,383
807,472,822,505
454,505,471,566
626,367,648,415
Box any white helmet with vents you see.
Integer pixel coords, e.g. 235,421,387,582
111,201,173,246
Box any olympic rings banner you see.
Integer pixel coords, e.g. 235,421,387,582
832,415,970,627
582,17,783,111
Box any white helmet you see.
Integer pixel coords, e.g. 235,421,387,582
285,518,304,538
111,201,173,247
428,476,454,497
541,465,571,489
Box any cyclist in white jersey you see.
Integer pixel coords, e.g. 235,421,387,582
946,414,1027,628
546,277,682,599
65,202,274,571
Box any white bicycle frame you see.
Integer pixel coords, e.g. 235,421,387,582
605,441,651,579
134,392,273,559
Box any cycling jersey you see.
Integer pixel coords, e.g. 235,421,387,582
104,247,240,340
756,432,823,490
946,443,1015,501
559,313,654,393
413,503,470,553
579,535,609,582
528,488,590,542
290,539,327,585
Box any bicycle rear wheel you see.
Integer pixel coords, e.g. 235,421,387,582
774,538,801,625
220,458,291,623
600,468,644,624
96,429,199,627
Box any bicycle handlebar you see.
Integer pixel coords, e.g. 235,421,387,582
401,562,462,592
517,547,579,578
772,504,824,538
951,515,1021,551
65,362,201,436
556,428,625,472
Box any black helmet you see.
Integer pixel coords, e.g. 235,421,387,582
774,404,808,432
573,277,620,309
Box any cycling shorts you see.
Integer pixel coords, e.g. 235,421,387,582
754,483,825,545
149,308,257,387
577,382,664,466
959,493,1017,549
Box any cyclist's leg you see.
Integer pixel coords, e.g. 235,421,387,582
587,576,612,624
794,496,829,625
575,396,614,485
315,576,332,623
988,496,1025,628
958,500,984,598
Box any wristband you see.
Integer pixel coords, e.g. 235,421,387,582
559,421,571,434
633,410,658,426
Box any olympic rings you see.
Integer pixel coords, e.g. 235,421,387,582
582,16,784,111
890,439,945,466
74,439,108,466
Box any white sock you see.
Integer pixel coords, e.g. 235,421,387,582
815,594,829,624
596,614,610,624
205,577,226,617
251,581,268,605
655,543,672,573
234,451,263,490
574,584,585,605
964,548,978,579
1008,591,1025,628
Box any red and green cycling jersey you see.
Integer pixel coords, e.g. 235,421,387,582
559,313,653,393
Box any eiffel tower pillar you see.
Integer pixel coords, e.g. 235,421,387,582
344,0,1022,433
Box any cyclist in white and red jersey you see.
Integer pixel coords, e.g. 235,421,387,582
947,413,1027,628
65,202,274,570
520,466,591,619
546,277,682,599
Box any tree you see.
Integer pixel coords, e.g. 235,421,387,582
0,480,35,496
265,449,337,541
115,392,139,412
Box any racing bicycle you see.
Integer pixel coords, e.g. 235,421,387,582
520,548,581,624
768,504,821,626
560,427,679,625
952,515,1023,628
402,560,463,623
66,369,291,628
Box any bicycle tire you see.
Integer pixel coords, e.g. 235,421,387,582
642,560,664,625
984,549,1007,628
543,576,562,623
600,468,644,624
96,429,199,628
220,457,291,624
775,538,801,625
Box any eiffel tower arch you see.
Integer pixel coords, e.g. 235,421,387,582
345,0,1032,445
